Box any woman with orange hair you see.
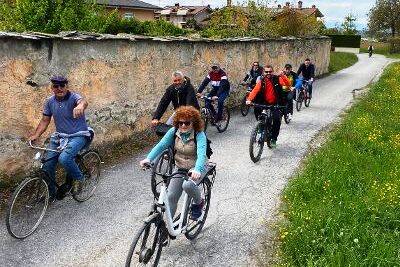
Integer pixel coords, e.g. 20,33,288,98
140,106,207,220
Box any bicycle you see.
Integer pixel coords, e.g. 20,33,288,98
249,103,285,163
239,83,253,116
6,139,102,239
199,96,230,133
296,80,311,112
126,162,216,266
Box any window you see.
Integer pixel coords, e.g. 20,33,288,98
124,12,134,19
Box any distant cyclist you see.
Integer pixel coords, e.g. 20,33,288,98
297,58,315,98
368,45,374,57
152,71,199,127
280,64,298,120
246,65,290,148
242,61,263,89
197,64,230,123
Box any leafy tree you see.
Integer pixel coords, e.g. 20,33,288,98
341,13,358,35
368,0,400,37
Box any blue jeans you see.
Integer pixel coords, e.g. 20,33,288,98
42,136,88,197
206,88,229,121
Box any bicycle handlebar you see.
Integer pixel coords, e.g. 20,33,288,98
28,140,59,153
199,96,218,101
250,103,286,109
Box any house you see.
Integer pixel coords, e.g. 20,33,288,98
96,0,162,21
272,1,324,21
156,3,213,28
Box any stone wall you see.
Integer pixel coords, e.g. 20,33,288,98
0,33,331,184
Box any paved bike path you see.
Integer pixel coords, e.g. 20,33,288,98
0,54,393,266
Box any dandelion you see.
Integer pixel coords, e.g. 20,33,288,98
354,238,359,243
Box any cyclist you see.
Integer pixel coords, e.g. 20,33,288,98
28,76,90,201
140,106,207,220
242,61,263,89
152,71,199,127
368,45,374,57
197,64,230,123
281,64,298,120
297,58,315,98
246,65,290,148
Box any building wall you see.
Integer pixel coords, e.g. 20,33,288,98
106,7,156,21
0,35,331,182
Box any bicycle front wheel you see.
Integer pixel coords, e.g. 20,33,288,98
216,107,230,133
6,175,49,239
151,149,173,199
296,92,303,112
249,123,265,163
304,91,311,107
125,214,164,267
185,178,212,240
73,150,101,202
240,96,250,116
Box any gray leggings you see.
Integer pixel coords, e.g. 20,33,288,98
167,172,204,217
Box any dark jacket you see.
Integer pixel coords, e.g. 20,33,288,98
297,63,315,80
153,77,200,120
198,69,230,95
243,67,264,87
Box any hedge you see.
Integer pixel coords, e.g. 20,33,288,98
327,34,361,48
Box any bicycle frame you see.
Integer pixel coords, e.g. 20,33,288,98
157,182,190,237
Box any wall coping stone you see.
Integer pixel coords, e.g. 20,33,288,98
0,31,331,43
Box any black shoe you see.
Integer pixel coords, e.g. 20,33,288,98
56,183,72,200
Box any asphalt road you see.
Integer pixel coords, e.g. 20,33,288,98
0,54,393,267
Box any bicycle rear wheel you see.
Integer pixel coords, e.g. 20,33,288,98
216,107,230,133
240,96,250,116
73,150,101,202
126,214,164,267
201,108,208,132
151,149,173,199
6,175,49,239
185,177,213,240
249,123,265,163
296,92,303,112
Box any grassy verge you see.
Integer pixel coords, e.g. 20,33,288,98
278,62,400,266
328,52,358,74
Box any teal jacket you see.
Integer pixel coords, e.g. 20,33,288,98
146,127,207,173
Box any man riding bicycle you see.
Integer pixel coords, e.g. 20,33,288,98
246,65,289,148
242,61,263,89
152,71,199,127
297,58,315,98
28,76,90,201
197,64,230,123
281,64,298,120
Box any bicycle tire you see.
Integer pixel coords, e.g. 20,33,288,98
151,149,173,199
73,150,101,202
201,108,208,132
240,96,250,116
283,107,291,124
185,178,213,240
6,175,49,239
304,93,311,107
216,107,230,133
296,92,303,112
125,214,163,267
249,123,265,163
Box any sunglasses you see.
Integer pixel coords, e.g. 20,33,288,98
173,79,183,83
52,84,66,89
178,121,191,126
265,71,273,74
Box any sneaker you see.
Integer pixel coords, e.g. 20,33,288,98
270,139,277,148
288,114,293,120
190,199,204,221
72,180,83,195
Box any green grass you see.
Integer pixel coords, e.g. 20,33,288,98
328,52,358,74
278,63,400,266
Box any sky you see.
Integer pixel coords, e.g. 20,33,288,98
145,0,376,30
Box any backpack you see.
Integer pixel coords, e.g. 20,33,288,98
172,128,213,159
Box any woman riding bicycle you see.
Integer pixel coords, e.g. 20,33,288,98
140,106,207,220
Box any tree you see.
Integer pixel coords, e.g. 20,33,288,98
341,13,358,35
368,0,400,37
